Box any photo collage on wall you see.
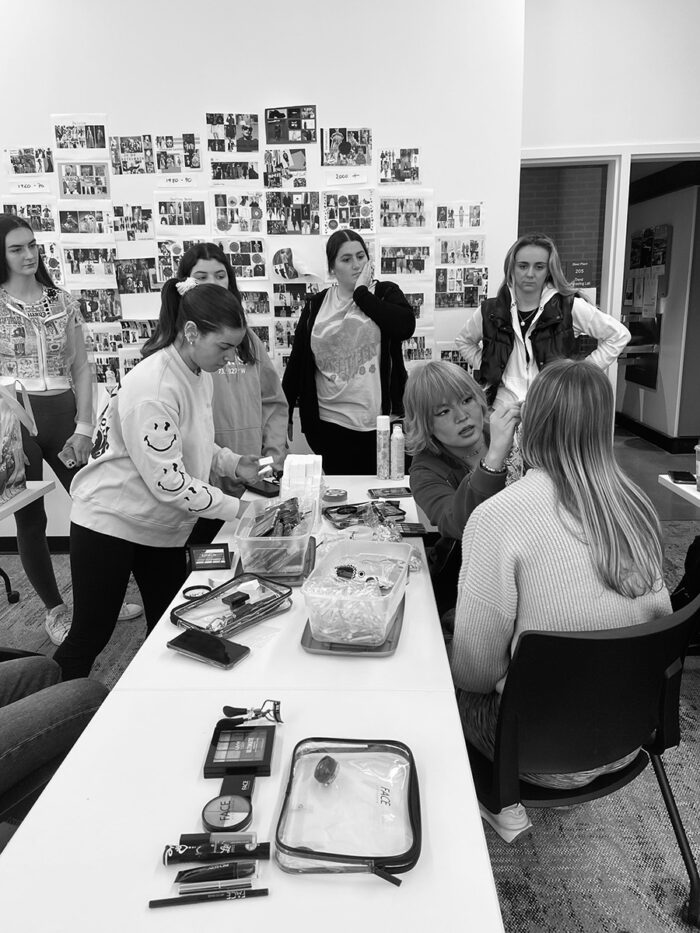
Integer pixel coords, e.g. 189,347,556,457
2,107,489,381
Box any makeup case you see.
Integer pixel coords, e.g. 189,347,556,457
275,737,421,885
170,573,292,638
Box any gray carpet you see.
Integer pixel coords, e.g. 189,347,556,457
0,519,699,929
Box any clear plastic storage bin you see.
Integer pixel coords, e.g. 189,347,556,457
301,540,411,646
234,496,319,576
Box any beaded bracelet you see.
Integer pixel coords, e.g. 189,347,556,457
479,457,506,474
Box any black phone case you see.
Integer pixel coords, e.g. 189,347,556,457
167,630,250,669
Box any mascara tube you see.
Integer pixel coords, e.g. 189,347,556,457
174,860,257,884
163,841,270,865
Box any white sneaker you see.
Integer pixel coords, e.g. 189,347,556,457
45,604,72,646
479,802,532,843
118,602,143,622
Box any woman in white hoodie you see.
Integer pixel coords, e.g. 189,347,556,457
455,232,630,409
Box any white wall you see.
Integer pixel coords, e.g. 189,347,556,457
617,187,697,437
523,0,700,150
0,0,525,537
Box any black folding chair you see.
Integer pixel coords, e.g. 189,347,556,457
466,592,700,926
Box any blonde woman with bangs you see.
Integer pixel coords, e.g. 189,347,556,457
404,360,520,617
451,359,670,839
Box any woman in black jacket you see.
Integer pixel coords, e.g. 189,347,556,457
282,230,415,474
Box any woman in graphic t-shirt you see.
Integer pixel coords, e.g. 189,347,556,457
282,230,415,474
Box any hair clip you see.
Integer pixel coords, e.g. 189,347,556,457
222,700,283,725
176,276,198,296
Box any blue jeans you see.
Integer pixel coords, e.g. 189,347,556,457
0,656,107,802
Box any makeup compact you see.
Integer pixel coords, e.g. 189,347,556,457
204,722,276,778
202,775,256,833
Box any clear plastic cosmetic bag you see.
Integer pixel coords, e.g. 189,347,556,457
170,574,292,638
275,737,421,885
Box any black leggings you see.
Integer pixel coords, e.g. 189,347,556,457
54,523,188,680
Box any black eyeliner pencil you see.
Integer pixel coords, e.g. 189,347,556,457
149,887,269,909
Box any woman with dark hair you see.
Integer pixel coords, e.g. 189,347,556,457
282,230,416,474
159,243,288,545
54,282,261,680
456,232,630,407
452,360,670,840
0,213,140,646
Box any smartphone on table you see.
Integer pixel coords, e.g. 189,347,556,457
367,486,412,499
166,629,250,669
668,471,696,485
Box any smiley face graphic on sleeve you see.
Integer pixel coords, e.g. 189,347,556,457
157,463,187,493
144,420,177,452
184,485,214,512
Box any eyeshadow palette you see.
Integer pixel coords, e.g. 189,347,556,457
204,722,276,778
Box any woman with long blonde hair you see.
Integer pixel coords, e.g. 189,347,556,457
451,359,670,840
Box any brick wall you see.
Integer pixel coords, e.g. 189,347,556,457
517,165,607,289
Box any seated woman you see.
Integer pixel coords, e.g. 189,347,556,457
451,359,671,840
403,361,520,617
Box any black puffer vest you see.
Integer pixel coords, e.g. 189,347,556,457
479,285,575,396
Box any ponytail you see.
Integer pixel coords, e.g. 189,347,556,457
142,281,246,358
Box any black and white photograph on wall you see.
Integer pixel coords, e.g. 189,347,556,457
379,191,432,229
118,346,143,381
52,115,107,155
93,353,120,387
155,133,202,172
211,192,264,234
322,190,375,234
274,318,297,349
5,146,54,175
436,200,483,230
154,194,208,234
266,191,320,235
265,106,317,144
211,160,260,182
239,290,271,316
205,113,260,153
263,149,307,188
251,324,271,352
113,204,154,241
270,240,325,279
436,236,486,265
73,288,122,322
58,203,114,237
273,282,319,317
440,348,470,370
108,135,156,175
155,239,203,283
120,319,156,345
71,288,122,322
276,349,293,377
435,265,487,309
403,334,433,363
63,247,117,283
379,241,432,277
404,292,425,320
320,128,372,166
58,162,110,198
114,257,157,294
209,238,266,279
2,200,57,233
379,148,420,184
84,322,123,355
38,242,64,286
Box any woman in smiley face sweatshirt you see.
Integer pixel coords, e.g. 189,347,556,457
56,281,259,680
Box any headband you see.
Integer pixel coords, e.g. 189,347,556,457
176,276,197,296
